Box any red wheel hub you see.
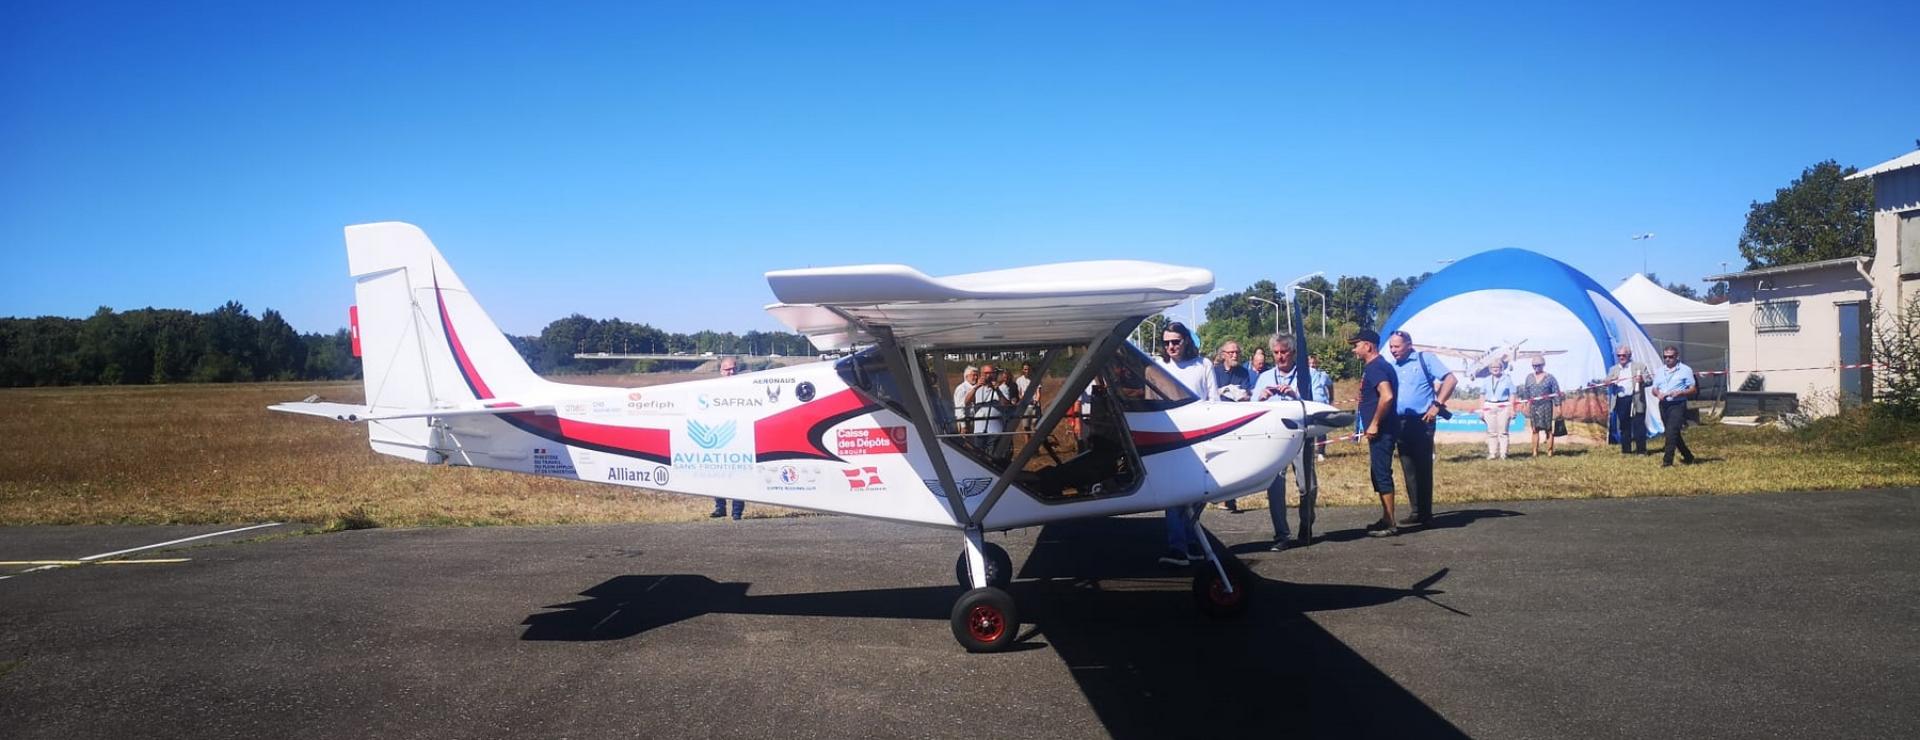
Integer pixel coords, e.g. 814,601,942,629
967,604,1006,641
1209,577,1243,607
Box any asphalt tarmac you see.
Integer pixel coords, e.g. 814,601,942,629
3,489,1917,739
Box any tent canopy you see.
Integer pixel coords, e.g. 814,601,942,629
1382,249,1665,438
1610,273,1729,326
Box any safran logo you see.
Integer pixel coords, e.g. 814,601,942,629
688,419,737,449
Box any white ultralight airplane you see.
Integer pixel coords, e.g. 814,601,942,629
272,223,1353,652
1417,339,1567,379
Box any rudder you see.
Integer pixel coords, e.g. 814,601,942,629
345,222,546,462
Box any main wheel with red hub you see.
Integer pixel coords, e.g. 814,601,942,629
1192,561,1253,618
950,586,1020,652
953,542,1013,589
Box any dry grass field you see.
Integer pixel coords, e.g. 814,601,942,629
2,378,1916,528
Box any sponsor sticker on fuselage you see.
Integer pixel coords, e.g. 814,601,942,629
835,426,909,455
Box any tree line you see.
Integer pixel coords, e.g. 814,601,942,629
0,304,815,387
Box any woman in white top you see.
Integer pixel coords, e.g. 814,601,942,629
1154,321,1216,566
1156,321,1217,400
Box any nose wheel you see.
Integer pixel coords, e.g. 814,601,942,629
1193,557,1253,618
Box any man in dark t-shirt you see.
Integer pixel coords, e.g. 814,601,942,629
1350,330,1400,537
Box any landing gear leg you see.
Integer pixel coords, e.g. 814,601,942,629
951,526,1020,652
1191,515,1252,618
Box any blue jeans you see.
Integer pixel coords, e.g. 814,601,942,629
1164,502,1205,554
711,497,744,517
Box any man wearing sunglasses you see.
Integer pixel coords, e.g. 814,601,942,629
1650,346,1698,467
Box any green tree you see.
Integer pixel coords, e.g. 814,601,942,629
1330,276,1383,331
1378,272,1432,324
1737,160,1873,269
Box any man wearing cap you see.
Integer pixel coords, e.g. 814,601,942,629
1349,329,1401,537
1386,330,1456,529
1651,346,1698,467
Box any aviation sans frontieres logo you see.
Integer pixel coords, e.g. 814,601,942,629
688,419,737,449
674,419,752,477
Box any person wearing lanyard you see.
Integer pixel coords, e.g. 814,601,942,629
1651,346,1698,467
1481,360,1515,460
1608,347,1652,455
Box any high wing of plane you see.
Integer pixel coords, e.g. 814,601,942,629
1416,339,1567,379
273,222,1354,652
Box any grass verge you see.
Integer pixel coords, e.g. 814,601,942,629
1,382,1914,526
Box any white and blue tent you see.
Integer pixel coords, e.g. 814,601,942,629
1382,248,1663,438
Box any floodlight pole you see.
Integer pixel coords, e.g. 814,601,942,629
1247,296,1283,336
1292,287,1329,337
1283,272,1322,538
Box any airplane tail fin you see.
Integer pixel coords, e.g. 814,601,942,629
345,222,547,462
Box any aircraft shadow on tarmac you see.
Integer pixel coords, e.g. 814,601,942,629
522,517,1484,738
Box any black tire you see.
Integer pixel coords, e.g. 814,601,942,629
1193,560,1253,618
950,586,1020,653
954,542,1014,589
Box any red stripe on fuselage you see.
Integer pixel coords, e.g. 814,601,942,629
754,388,880,462
1131,411,1268,456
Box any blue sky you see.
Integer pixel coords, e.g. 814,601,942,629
3,2,1914,336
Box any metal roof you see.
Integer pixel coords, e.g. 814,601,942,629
1702,256,1869,282
1846,149,1920,180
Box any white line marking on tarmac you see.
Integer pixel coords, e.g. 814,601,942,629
77,522,285,561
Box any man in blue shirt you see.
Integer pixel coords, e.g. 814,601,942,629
1213,340,1256,512
1252,335,1311,546
1652,346,1698,467
1350,330,1401,537
1307,354,1334,460
1386,330,1457,528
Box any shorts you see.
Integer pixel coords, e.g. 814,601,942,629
1368,430,1397,493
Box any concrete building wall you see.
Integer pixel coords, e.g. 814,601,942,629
1723,262,1871,409
1867,167,1920,314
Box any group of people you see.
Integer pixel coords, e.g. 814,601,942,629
1151,321,1706,563
1604,346,1700,466
951,362,1037,437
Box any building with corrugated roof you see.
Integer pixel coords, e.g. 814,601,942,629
1699,147,1920,415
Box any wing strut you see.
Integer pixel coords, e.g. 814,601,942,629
966,318,1138,527
870,327,975,527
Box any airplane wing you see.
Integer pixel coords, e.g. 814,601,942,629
764,260,1214,350
269,400,556,422
1413,345,1487,361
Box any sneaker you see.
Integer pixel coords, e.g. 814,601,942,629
1364,518,1392,533
1269,539,1293,552
1187,547,1207,563
1367,525,1399,538
731,514,743,520
1157,550,1190,567
708,511,725,518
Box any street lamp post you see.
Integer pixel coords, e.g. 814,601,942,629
1292,287,1329,337
1632,233,1655,274
1247,296,1283,336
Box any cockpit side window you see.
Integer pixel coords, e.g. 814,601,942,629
1104,343,1198,412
